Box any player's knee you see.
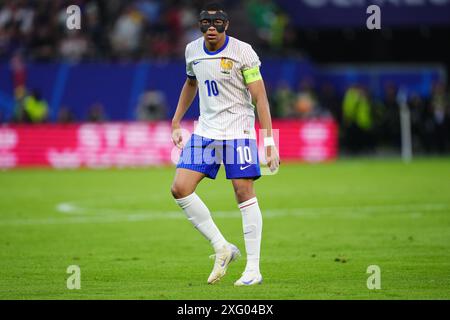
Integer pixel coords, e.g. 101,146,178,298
170,183,192,199
170,184,182,199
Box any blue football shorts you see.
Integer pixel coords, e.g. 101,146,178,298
176,134,261,180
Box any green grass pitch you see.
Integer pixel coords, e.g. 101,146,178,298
1,158,449,300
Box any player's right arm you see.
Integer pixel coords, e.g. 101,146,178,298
171,77,198,149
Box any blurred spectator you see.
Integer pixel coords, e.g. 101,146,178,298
148,32,171,59
245,0,288,51
22,89,49,123
319,82,341,124
29,24,57,61
10,52,26,96
0,1,34,34
246,0,276,45
377,82,401,148
429,82,450,153
110,5,146,59
165,4,182,36
272,81,294,118
58,105,76,124
408,92,428,153
11,85,27,123
179,3,200,49
0,0,34,59
0,23,25,59
179,4,197,32
87,102,106,122
269,9,288,51
136,88,167,121
83,1,106,58
292,78,321,119
28,0,58,61
342,84,374,153
134,0,161,23
184,21,202,45
59,30,90,62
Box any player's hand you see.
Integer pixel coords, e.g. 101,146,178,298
265,145,280,173
171,124,184,149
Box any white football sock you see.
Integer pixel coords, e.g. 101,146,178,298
238,197,262,274
175,192,227,252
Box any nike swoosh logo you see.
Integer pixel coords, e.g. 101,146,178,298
240,165,251,170
193,61,200,65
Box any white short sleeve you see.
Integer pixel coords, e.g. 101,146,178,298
185,46,196,79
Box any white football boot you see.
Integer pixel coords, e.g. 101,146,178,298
207,243,240,284
234,270,263,286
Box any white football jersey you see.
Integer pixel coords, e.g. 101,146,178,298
185,35,261,140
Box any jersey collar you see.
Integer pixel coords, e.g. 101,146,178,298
203,35,229,55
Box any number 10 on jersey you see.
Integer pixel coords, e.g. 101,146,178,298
205,80,219,97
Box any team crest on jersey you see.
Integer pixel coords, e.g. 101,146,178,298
220,58,233,74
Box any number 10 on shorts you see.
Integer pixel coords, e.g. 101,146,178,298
237,146,252,164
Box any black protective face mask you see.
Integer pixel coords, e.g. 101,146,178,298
199,11,228,33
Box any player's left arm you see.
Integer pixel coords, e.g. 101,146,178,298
247,78,280,173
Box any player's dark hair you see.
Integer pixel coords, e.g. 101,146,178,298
202,1,226,13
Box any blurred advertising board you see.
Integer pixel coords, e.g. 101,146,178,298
0,120,338,169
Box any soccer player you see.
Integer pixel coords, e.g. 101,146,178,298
170,2,280,286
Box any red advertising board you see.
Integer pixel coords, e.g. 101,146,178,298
0,120,338,168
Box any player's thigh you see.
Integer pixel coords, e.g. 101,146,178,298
231,178,256,203
171,168,206,198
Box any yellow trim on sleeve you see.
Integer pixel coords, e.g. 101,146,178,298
243,66,262,84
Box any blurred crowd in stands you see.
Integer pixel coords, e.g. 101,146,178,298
0,0,293,62
0,0,201,61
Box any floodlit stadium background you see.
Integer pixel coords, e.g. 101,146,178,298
0,0,449,166
0,0,450,300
